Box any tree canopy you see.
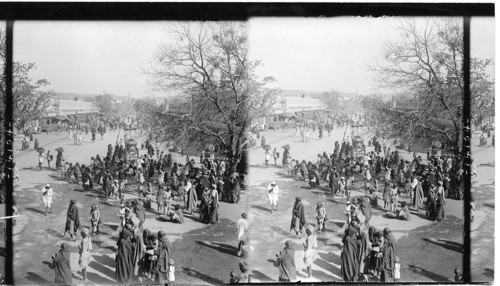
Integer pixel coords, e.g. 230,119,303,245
141,22,279,174
368,18,493,153
0,24,55,131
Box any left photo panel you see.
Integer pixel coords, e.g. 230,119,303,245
12,21,251,285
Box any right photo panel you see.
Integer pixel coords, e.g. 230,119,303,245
245,16,494,283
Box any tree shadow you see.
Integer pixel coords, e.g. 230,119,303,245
482,268,494,278
318,251,341,266
184,214,201,223
88,260,116,282
407,264,451,282
21,166,41,171
48,174,69,182
181,267,225,285
270,226,289,236
251,269,275,282
25,272,50,284
92,239,117,252
312,268,337,282
102,223,119,232
92,254,116,268
251,204,271,213
86,271,116,284
422,238,462,253
24,207,46,215
195,241,238,256
45,228,68,239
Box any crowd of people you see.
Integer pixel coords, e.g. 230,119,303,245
29,126,245,284
255,120,469,283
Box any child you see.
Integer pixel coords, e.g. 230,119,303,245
90,204,101,235
168,258,175,285
394,256,401,282
370,231,384,277
316,202,326,232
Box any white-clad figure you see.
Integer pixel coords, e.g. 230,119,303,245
267,181,280,214
42,184,53,215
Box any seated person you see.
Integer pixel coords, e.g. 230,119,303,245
385,201,411,221
169,205,185,224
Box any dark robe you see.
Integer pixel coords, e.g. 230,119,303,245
380,237,396,282
115,236,134,283
74,164,82,183
49,244,72,285
56,152,63,168
278,247,297,282
65,203,80,234
341,234,359,281
357,230,371,274
156,243,170,284
132,232,145,276
290,201,306,231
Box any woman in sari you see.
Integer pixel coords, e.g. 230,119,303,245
380,227,396,282
49,242,73,285
186,180,197,214
115,229,134,284
413,176,424,212
341,226,359,282
357,226,371,276
436,181,446,221
426,185,438,220
132,227,146,279
277,240,297,282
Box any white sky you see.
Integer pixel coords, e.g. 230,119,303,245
13,17,494,97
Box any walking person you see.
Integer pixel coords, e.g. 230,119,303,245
64,199,80,239
78,228,93,282
236,213,249,257
289,197,306,237
48,243,73,285
115,229,135,284
38,152,45,170
42,184,53,215
267,181,279,214
303,225,318,279
341,226,360,282
276,240,297,282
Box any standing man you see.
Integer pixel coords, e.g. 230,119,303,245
236,212,249,257
42,184,53,215
65,199,81,239
289,197,306,237
267,181,279,214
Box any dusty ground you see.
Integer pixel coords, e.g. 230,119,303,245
11,130,248,285
245,127,467,283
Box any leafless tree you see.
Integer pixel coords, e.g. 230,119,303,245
142,22,279,174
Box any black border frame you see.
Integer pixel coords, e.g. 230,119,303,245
0,2,494,285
